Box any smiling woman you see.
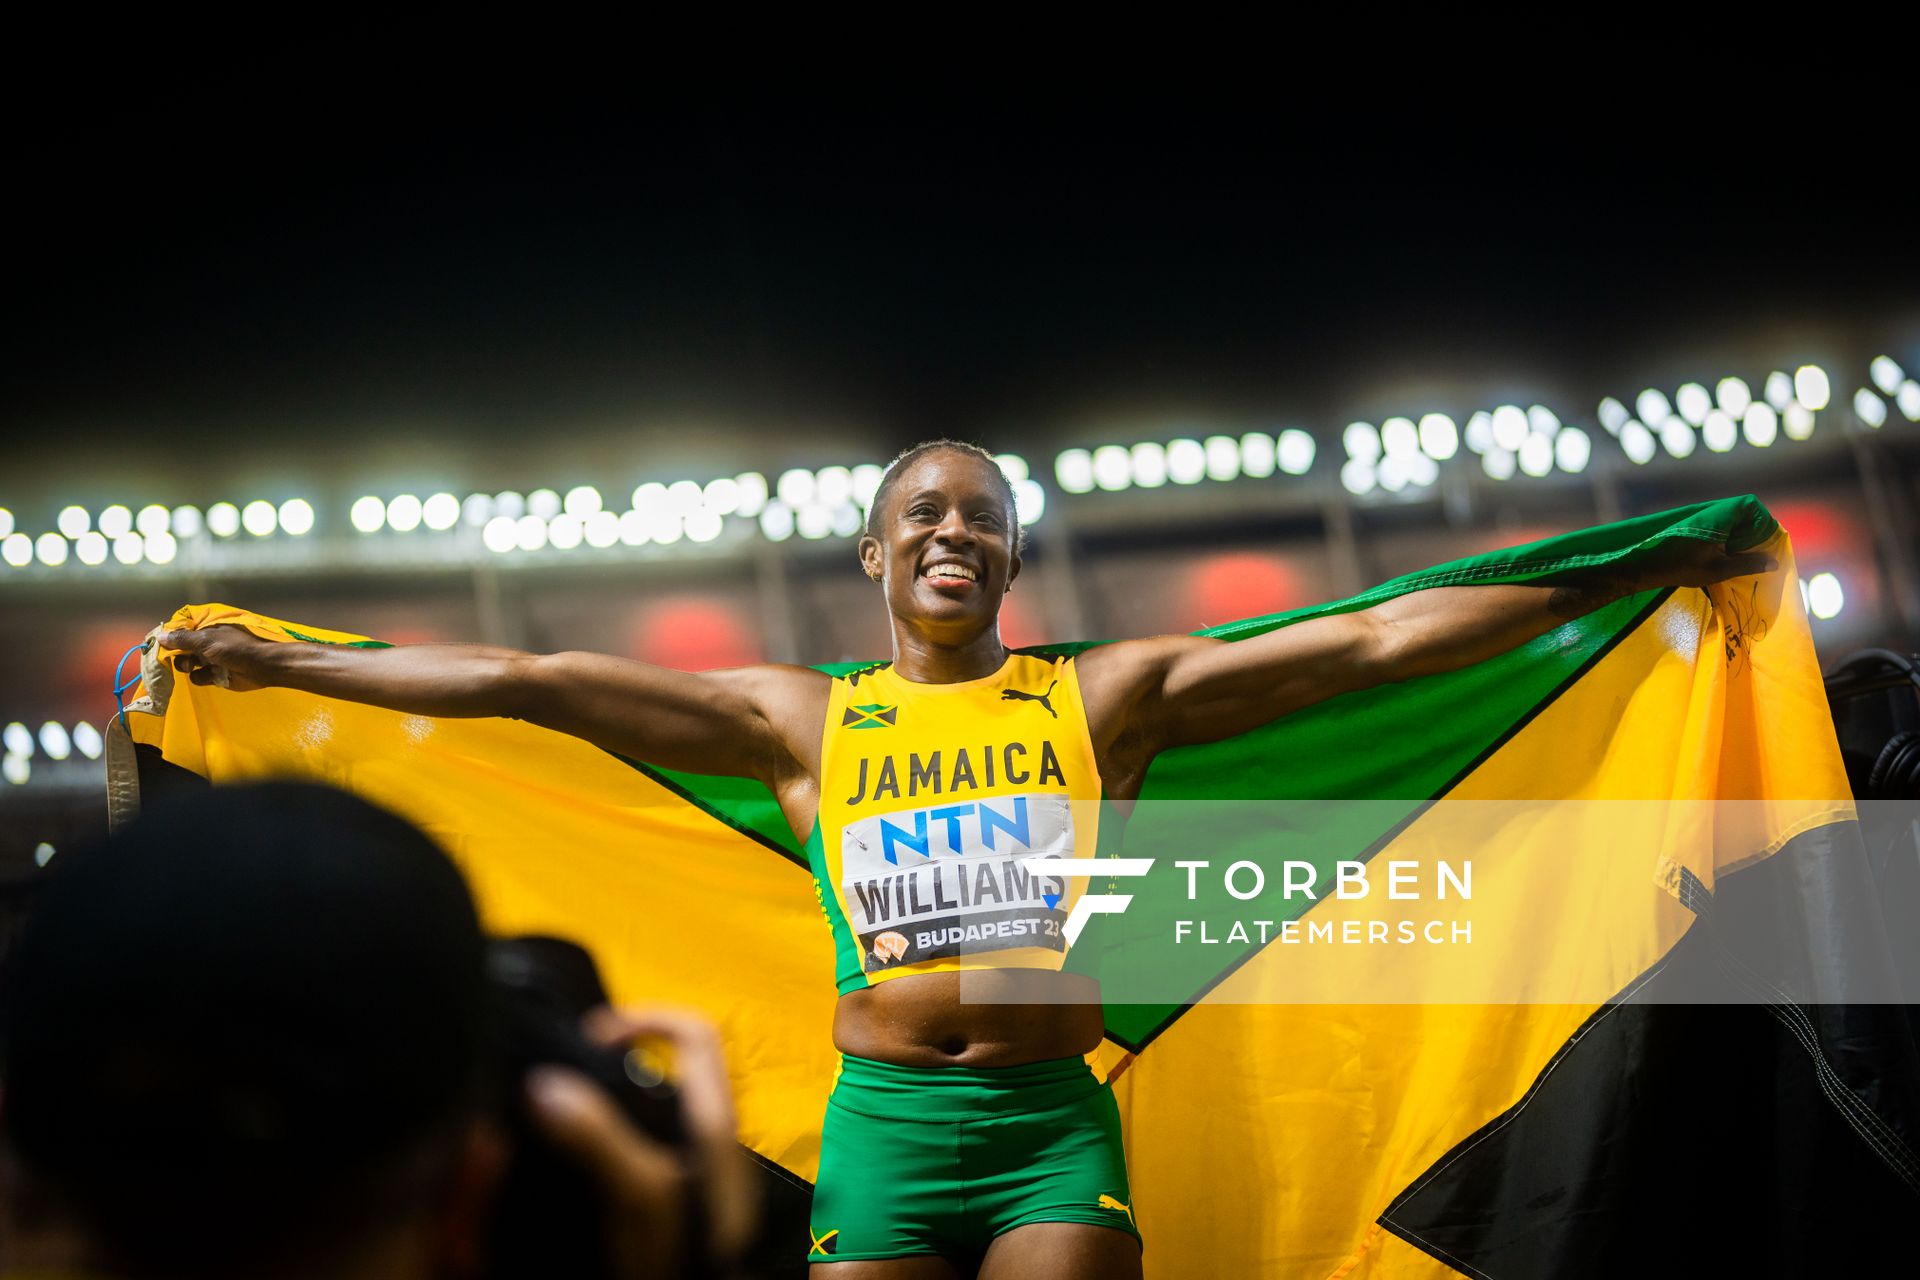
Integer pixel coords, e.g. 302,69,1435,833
151,441,1773,1280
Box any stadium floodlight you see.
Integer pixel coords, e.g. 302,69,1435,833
1418,414,1458,460
1635,389,1672,427
1620,420,1657,464
1276,429,1316,475
1716,377,1752,419
649,510,685,545
995,453,1030,483
350,496,385,534
668,479,707,514
72,721,103,760
1870,356,1904,396
527,489,562,521
1,534,28,567
776,468,815,508
702,477,741,515
1343,422,1381,462
278,498,315,536
829,502,862,539
1339,458,1377,495
0,507,10,539
1239,433,1277,478
98,505,133,539
35,533,68,566
242,500,278,537
563,485,602,518
2,755,26,786
584,510,620,548
75,532,108,566
1407,452,1440,488
1596,397,1629,435
796,503,833,540
1675,383,1711,426
1794,365,1830,410
1853,388,1887,428
421,493,460,531
1660,420,1697,458
1129,441,1169,488
632,482,667,513
1377,454,1409,492
1481,448,1517,480
1166,438,1207,485
3,722,32,756
513,515,548,552
758,501,795,542
112,534,143,565
1807,572,1844,620
1055,448,1096,494
1526,405,1560,437
617,510,649,546
734,472,770,517
384,495,421,533
493,491,527,520
1764,372,1795,411
687,509,726,543
57,506,90,538
1517,434,1553,477
1701,410,1738,452
136,504,170,537
648,510,687,545
146,532,178,565
482,516,517,553
1380,418,1419,457
1491,405,1529,452
814,467,853,507
1013,478,1046,525
172,505,204,538
1091,445,1132,491
1204,435,1241,482
1743,403,1779,447
462,493,495,527
547,514,584,550
38,722,70,761
1783,403,1816,441
1899,381,1920,423
1554,427,1592,473
1464,412,1495,453
850,465,884,511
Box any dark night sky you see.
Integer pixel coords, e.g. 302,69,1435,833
6,96,1915,498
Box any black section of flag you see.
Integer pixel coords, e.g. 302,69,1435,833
1380,822,1920,1277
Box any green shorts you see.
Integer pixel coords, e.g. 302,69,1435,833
807,1053,1141,1264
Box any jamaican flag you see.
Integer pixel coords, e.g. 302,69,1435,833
113,495,1919,1277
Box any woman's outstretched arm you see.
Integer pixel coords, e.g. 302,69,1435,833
155,625,825,781
1078,536,1775,756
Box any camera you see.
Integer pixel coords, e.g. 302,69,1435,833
484,935,701,1279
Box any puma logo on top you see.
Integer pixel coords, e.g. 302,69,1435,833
1001,679,1058,718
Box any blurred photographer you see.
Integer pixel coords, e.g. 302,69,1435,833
0,781,753,1279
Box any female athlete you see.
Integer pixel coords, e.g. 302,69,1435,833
158,439,1768,1279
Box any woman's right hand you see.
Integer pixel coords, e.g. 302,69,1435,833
154,624,281,692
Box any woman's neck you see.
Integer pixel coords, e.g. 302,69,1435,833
888,626,1008,684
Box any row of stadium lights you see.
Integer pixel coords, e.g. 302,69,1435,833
3,361,1915,570
0,561,1854,788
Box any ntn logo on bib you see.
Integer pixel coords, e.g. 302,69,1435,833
840,794,1077,970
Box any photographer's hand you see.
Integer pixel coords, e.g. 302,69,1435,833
527,1006,757,1277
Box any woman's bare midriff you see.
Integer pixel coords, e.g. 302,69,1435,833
831,969,1108,1067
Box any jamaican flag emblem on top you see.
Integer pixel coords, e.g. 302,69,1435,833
842,703,897,730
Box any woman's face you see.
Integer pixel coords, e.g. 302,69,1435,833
859,450,1020,632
